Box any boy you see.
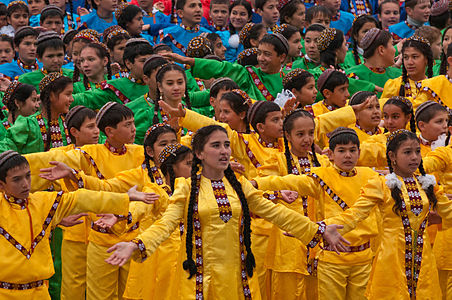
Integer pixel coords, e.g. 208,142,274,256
201,0,229,31
0,34,14,65
18,32,73,92
317,0,353,38
389,0,431,42
255,0,279,32
305,5,331,28
206,32,227,60
0,26,39,80
209,77,239,120
39,5,64,36
292,24,324,70
254,127,379,300
80,0,118,33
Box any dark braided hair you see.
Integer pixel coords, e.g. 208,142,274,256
383,96,416,133
283,109,320,174
72,38,92,83
184,125,255,278
351,15,379,65
80,43,112,90
154,63,191,125
386,130,437,214
68,0,74,25
143,124,177,183
220,91,251,133
5,83,36,123
319,29,345,68
441,40,452,76
160,145,191,191
399,39,433,96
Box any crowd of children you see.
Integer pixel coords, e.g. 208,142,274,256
0,0,451,299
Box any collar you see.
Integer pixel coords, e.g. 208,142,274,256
4,193,28,209
406,16,423,28
104,141,127,155
322,100,340,111
127,74,144,84
258,136,280,149
17,58,38,70
356,123,381,136
367,65,386,74
209,21,228,31
357,46,364,56
180,24,200,32
419,134,431,146
41,68,63,76
144,92,154,106
268,24,279,32
332,11,340,21
333,164,357,177
304,53,312,62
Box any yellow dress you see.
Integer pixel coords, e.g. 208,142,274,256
418,75,452,111
380,77,425,109
356,132,389,170
325,175,452,299
0,189,129,299
349,124,384,144
132,176,324,300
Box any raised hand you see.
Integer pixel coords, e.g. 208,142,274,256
105,242,138,266
323,224,350,254
351,97,371,114
127,185,159,204
77,7,90,16
230,161,245,174
110,62,121,76
94,214,119,229
59,213,88,227
281,190,298,204
0,77,11,92
40,161,75,182
158,100,186,118
161,52,195,66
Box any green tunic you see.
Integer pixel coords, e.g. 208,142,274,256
342,50,363,70
18,69,74,92
291,55,319,71
186,69,206,92
433,60,441,77
345,64,402,97
191,58,283,101
72,75,109,94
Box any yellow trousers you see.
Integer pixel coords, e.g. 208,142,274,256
266,270,307,300
317,261,371,300
86,242,130,300
61,240,87,300
251,232,269,300
439,270,452,300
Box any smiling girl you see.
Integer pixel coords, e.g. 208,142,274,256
2,81,39,129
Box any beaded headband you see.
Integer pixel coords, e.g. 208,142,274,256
387,96,413,110
90,40,110,55
329,127,358,141
7,0,26,8
210,77,234,91
231,89,253,106
0,150,20,168
431,0,449,16
407,34,430,46
37,31,61,45
317,28,337,52
278,0,291,10
273,24,287,35
317,69,335,93
360,28,382,51
237,47,258,63
386,129,411,146
186,36,212,58
103,25,123,41
73,30,99,43
158,143,183,164
14,26,35,37
41,5,63,15
143,54,167,71
115,1,129,21
414,100,438,120
39,72,63,92
272,33,289,54
144,123,172,142
125,38,150,47
239,23,254,44
96,102,118,127
349,90,374,105
3,80,22,106
65,105,87,126
282,68,310,87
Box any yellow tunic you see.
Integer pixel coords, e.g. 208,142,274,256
133,176,323,300
357,132,389,169
418,75,452,111
349,124,384,144
324,175,452,299
0,189,129,299
380,77,424,108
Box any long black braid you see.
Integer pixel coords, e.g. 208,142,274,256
350,16,378,65
68,0,74,26
439,26,452,75
160,145,191,191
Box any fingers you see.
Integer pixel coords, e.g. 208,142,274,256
340,236,351,245
106,244,118,253
39,167,53,172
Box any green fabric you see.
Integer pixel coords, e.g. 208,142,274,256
48,227,63,300
18,69,74,92
291,56,319,71
345,64,402,97
0,112,70,154
433,60,441,77
191,58,283,101
341,50,363,70
186,69,203,92
73,75,109,94
0,117,8,140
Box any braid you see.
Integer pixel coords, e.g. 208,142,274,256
72,66,80,83
284,134,294,174
106,62,112,80
409,112,416,133
184,88,191,109
68,0,74,23
144,150,155,183
387,154,403,215
153,89,161,124
352,43,360,65
182,156,200,278
399,65,408,97
83,72,90,90
245,122,251,134
11,111,15,124
224,166,255,277
439,52,448,75
445,131,451,146
45,100,52,151
311,143,321,167
426,51,433,79
418,159,438,209
168,165,176,191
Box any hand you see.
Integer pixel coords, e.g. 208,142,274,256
351,97,371,114
142,24,150,31
77,7,90,16
94,214,118,229
40,161,75,182
428,210,442,225
281,190,298,204
153,1,165,11
105,242,138,266
323,224,350,255
110,62,121,75
395,38,406,54
374,86,383,93
250,180,257,188
59,213,88,227
158,100,186,118
230,161,245,174
161,52,195,66
127,185,159,204
0,77,11,91
447,194,452,200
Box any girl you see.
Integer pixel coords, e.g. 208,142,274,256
343,15,379,69
116,4,148,40
0,73,73,154
279,0,306,31
275,24,303,71
103,25,131,79
71,30,99,83
218,89,251,133
1,1,29,36
105,125,348,299
223,0,252,62
377,0,400,30
237,47,258,66
381,35,433,108
74,42,112,93
349,91,382,143
438,25,452,75
0,34,14,65
240,22,266,49
292,24,324,70
3,80,39,128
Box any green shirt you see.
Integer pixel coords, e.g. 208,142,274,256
345,64,402,97
291,55,319,71
19,69,74,92
342,50,363,70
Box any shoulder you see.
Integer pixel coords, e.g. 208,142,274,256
80,11,97,22
340,11,354,22
388,21,406,32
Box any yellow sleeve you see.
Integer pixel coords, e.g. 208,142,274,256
257,154,285,177
423,147,450,174
380,78,399,105
180,108,222,132
357,139,388,168
254,174,320,198
75,168,140,193
434,184,452,230
314,105,356,144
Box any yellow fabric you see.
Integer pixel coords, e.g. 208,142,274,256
419,75,452,111
61,240,87,300
438,270,452,300
266,271,307,300
311,101,336,116
356,133,389,169
349,124,384,144
134,176,321,299
324,175,452,299
317,261,371,300
0,190,128,299
305,274,318,300
380,77,424,108
258,152,331,177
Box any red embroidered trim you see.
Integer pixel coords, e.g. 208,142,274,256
2,119,11,130
355,123,382,136
211,179,233,223
4,194,27,209
150,166,164,185
131,238,147,262
159,30,187,55
238,133,261,168
195,78,205,91
308,221,326,248
78,149,105,179
104,141,127,155
246,67,275,101
403,177,423,216
0,279,44,290
323,241,370,252
349,0,370,17
404,80,423,98
100,81,131,104
36,114,71,149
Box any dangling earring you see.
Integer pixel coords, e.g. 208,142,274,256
392,160,397,166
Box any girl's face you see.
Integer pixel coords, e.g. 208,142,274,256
212,37,226,60
158,70,186,103
287,31,303,59
431,37,442,60
442,29,452,56
378,2,400,30
80,47,108,80
383,104,411,133
285,3,305,30
355,95,381,131
291,76,317,106
71,40,88,69
356,21,377,46
127,12,144,36
15,90,40,117
389,138,421,178
197,130,231,173
335,38,348,64
72,117,100,146
0,41,14,64
285,116,314,157
218,99,245,131
50,84,74,115
112,39,127,65
146,132,178,162
230,5,250,30
8,9,29,30
173,152,193,178
403,47,427,79
28,0,46,15
304,30,321,61
382,38,396,67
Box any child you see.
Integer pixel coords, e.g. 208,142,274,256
0,26,39,79
348,91,382,143
415,25,442,63
389,0,431,42
305,5,331,28
116,3,152,42
18,32,73,92
240,22,266,49
0,4,7,29
3,81,39,129
438,25,452,76
255,0,279,32
103,25,131,78
237,47,258,66
27,0,45,26
202,0,229,31
222,0,252,62
279,0,306,31
274,24,303,71
39,5,64,35
0,0,29,36
65,105,99,149
217,89,251,133
293,24,324,70
310,69,350,116
429,0,450,31
79,0,118,33
71,30,99,82
47,0,79,33
209,77,239,121
0,34,14,65
206,32,227,60
317,0,354,38
377,0,400,30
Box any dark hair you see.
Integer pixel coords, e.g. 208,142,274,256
105,32,130,52
283,70,314,91
220,91,251,133
320,71,348,96
160,145,192,191
283,109,320,174
5,83,35,123
0,154,29,182
40,7,64,24
415,25,441,46
386,130,437,214
75,43,112,89
415,102,448,128
67,107,97,141
320,29,344,67
143,56,168,77
237,48,258,66
248,101,280,132
13,27,38,47
71,38,92,82
37,37,64,58
280,0,304,26
446,117,452,146
7,1,28,17
183,125,255,278
259,34,288,56
405,0,422,10
243,23,265,49
123,42,153,65
143,125,177,182
377,0,399,14
351,15,379,64
210,0,229,8
97,104,134,134
439,26,452,75
154,63,191,124
305,23,326,34
399,39,433,96
329,128,360,150
117,5,142,36
206,32,221,46
362,30,391,59
430,8,451,30
228,0,252,34
0,34,13,51
384,96,416,133
277,24,301,41
40,76,73,150
349,90,375,105
210,79,239,98
0,3,6,17
152,43,172,54
305,5,330,24
255,0,271,11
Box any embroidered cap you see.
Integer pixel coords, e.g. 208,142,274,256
65,105,88,126
3,80,22,106
247,100,267,127
41,5,63,16
232,89,253,106
239,23,254,45
431,0,449,16
91,40,110,55
125,38,150,47
349,90,374,105
115,1,129,21
186,36,212,58
278,0,292,10
37,31,61,45
0,150,20,168
388,96,413,110
414,100,438,120
237,47,258,65
317,69,335,93
386,129,411,146
73,29,100,43
96,102,118,127
62,29,77,44
272,33,289,54
407,34,430,46
39,72,63,92
158,143,183,164
103,25,128,43
14,26,36,38
329,127,358,141
317,28,337,52
210,77,235,91
360,28,382,51
143,55,167,71
282,68,310,87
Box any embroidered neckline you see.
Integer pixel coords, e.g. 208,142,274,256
2,119,11,130
211,179,233,223
17,58,38,71
404,79,423,98
349,0,370,16
355,123,381,136
36,114,71,149
258,136,279,149
144,93,154,106
333,165,357,177
4,194,28,209
87,81,104,90
290,155,311,175
367,65,386,74
150,165,164,185
405,20,419,30
41,68,63,76
127,75,144,84
180,24,200,32
332,11,340,21
402,176,423,216
104,141,127,155
419,134,431,146
322,100,340,112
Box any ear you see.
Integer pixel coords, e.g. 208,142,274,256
104,126,114,138
388,150,396,163
326,148,334,161
145,145,154,158
14,99,21,111
196,150,204,161
250,38,258,48
256,122,265,134
93,0,101,7
417,120,425,132
405,6,413,17
377,44,385,56
69,127,79,140
142,74,151,86
209,96,216,107
157,82,163,93
49,91,58,103
176,8,184,19
238,111,246,120
102,57,108,68
447,56,452,66
124,59,133,71
279,53,287,64
322,88,331,99
0,180,5,191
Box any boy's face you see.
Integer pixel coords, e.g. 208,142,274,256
8,9,29,30
0,163,31,200
355,95,381,131
292,76,317,106
17,35,37,63
28,0,46,15
257,42,286,74
71,117,100,146
328,141,360,172
125,54,152,79
41,16,64,34
304,30,321,61
323,82,349,107
112,39,127,65
257,0,279,27
0,41,14,64
406,0,431,23
309,13,330,27
177,0,203,26
418,111,449,141
106,117,136,145
209,3,229,27
431,37,442,61
0,15,7,28
210,87,231,118
39,47,65,72
256,110,283,140
319,0,340,12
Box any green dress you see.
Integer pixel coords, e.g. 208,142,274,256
186,69,206,92
18,68,74,92
291,55,319,71
191,58,283,101
345,64,402,97
72,75,109,94
341,50,364,70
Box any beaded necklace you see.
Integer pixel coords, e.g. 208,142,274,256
258,136,280,149
355,123,382,136
104,141,127,155
322,100,339,112
180,24,200,32
17,58,38,71
36,114,71,149
349,0,370,17
41,68,63,76
127,74,144,85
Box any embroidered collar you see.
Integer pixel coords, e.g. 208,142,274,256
333,164,357,177
180,24,200,32
210,22,228,31
269,24,279,32
356,123,381,136
87,81,104,90
41,68,63,76
404,80,423,98
4,194,28,209
402,176,423,216
144,93,154,106
419,134,431,146
258,136,279,149
2,119,11,130
405,20,419,30
290,155,311,175
127,75,144,84
367,65,386,74
104,141,127,155
17,58,38,71
332,11,340,22
322,100,340,111
211,179,233,222
36,114,71,149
